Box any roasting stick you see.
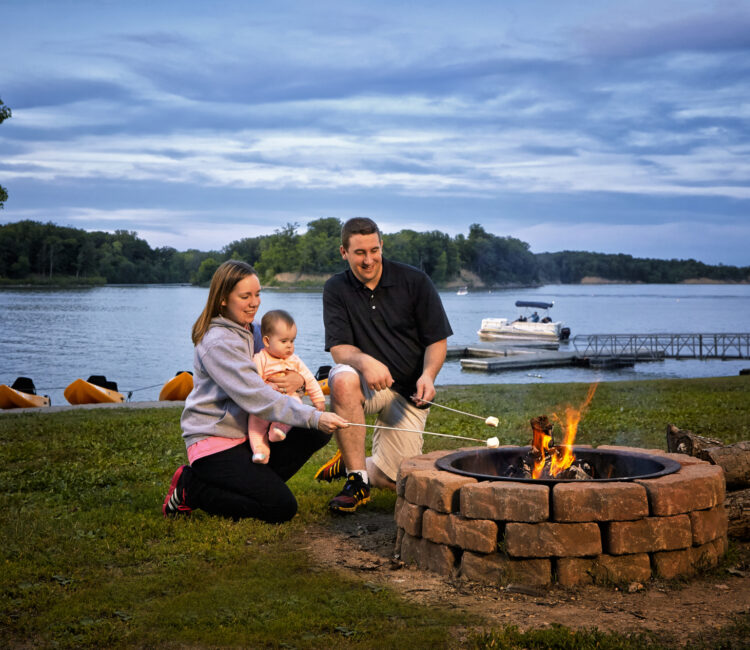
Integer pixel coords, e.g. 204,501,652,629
412,397,500,427
343,422,500,447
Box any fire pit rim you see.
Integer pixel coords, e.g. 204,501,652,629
435,445,682,485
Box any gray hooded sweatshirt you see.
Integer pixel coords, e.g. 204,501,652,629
180,315,321,449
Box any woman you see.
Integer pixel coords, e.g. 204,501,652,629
163,260,347,522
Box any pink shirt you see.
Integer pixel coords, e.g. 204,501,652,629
188,435,246,464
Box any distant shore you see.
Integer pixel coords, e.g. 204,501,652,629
2,276,748,289
578,276,750,285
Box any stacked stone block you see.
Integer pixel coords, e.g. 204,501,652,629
394,447,728,586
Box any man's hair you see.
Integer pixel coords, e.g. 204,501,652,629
341,217,381,249
260,309,296,337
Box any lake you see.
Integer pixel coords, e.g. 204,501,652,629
1,283,749,406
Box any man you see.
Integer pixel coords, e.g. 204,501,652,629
316,217,453,513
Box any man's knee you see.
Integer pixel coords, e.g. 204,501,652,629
366,457,396,490
330,369,363,402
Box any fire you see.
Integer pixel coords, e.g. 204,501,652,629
532,383,599,479
530,416,553,479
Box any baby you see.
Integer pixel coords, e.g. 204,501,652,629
248,309,326,463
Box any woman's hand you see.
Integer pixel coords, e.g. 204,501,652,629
316,412,348,434
266,370,305,395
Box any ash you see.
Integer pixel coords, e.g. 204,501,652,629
500,452,595,481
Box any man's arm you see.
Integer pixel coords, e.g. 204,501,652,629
413,338,447,405
330,343,394,392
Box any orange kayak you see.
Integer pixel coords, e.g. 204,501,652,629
64,377,126,405
159,371,194,401
0,384,50,409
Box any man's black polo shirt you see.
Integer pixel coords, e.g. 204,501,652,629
323,258,453,401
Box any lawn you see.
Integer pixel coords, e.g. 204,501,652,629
1,376,748,648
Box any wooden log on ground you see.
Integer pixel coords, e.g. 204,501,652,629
666,425,750,489
726,488,750,541
702,442,750,490
666,424,723,456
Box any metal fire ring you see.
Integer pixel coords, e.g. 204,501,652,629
435,446,682,485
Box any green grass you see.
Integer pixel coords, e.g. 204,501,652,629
1,376,748,648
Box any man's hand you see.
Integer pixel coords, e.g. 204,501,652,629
412,374,436,407
266,370,304,395
330,344,393,392
412,339,445,406
360,356,394,392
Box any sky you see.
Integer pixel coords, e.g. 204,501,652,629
1,0,749,265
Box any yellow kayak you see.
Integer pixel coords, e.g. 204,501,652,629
159,371,194,401
64,376,126,405
315,365,331,396
0,378,50,409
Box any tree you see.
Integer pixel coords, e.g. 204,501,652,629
194,257,220,284
0,98,11,208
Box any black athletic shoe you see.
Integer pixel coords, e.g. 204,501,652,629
163,465,192,517
314,449,347,482
329,472,371,513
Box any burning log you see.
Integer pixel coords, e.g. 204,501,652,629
525,415,596,480
559,461,594,481
530,416,553,458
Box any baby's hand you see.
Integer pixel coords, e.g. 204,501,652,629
314,402,326,412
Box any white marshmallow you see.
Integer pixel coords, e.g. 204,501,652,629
486,436,500,448
485,416,499,427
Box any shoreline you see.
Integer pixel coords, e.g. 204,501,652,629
3,374,748,416
1,278,748,290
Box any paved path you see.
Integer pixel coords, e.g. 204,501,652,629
0,400,183,415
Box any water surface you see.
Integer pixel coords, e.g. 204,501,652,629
1,283,748,406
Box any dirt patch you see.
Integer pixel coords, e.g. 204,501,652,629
304,510,750,645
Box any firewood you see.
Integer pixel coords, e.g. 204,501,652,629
702,442,750,490
666,425,750,489
726,487,750,540
666,424,723,456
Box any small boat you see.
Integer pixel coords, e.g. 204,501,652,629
478,301,571,343
456,286,468,296
159,371,194,401
0,377,50,409
64,376,126,405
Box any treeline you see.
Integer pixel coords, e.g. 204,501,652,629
0,219,747,286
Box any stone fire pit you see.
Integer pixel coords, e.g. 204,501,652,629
394,446,728,586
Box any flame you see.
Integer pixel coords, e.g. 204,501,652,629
535,383,599,478
530,416,553,479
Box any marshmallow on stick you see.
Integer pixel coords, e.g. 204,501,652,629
486,437,500,448
485,416,499,427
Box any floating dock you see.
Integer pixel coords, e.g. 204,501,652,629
459,348,577,371
449,332,749,373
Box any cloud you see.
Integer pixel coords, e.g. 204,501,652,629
576,9,750,58
1,0,749,267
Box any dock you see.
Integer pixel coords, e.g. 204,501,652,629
571,333,750,360
449,332,749,373
459,348,577,371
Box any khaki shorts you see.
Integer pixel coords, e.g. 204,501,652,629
329,364,429,481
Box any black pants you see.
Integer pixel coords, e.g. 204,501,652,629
184,427,330,523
